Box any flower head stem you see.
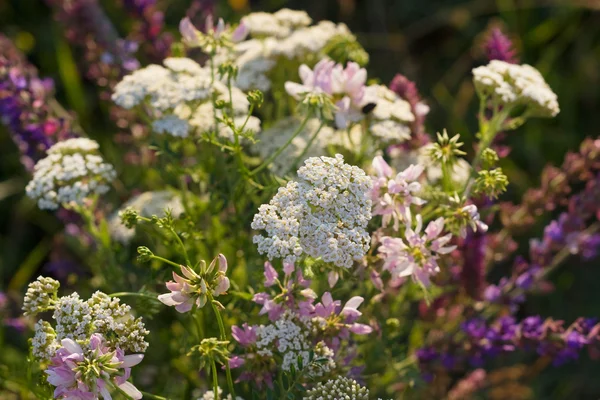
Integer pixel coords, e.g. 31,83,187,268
211,360,219,400
208,294,236,398
283,120,325,176
462,105,511,198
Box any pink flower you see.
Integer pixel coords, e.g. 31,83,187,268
285,59,335,99
379,215,456,286
179,17,200,46
263,261,278,287
45,334,143,400
232,323,258,347
158,254,230,313
331,62,367,104
371,157,426,230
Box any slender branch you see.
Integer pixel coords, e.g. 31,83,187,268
284,120,325,176
140,392,171,400
209,296,236,398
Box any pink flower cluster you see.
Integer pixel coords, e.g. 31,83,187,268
379,214,456,286
371,155,426,230
158,254,230,313
285,60,368,128
229,261,372,386
46,333,144,399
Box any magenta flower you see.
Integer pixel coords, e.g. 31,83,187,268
379,215,456,286
158,254,230,313
46,334,143,400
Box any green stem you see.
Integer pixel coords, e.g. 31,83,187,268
150,255,182,269
211,361,219,400
140,392,171,400
109,380,135,400
108,292,158,300
462,106,511,199
284,121,325,176
168,227,191,267
250,113,312,176
209,296,236,399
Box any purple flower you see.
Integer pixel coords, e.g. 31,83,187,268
232,323,257,347
263,261,278,287
483,27,519,64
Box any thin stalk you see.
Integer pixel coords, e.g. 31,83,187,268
462,105,511,198
249,113,312,176
283,120,325,176
209,296,236,398
140,392,170,400
150,255,182,269
168,227,191,267
108,292,158,300
211,361,219,400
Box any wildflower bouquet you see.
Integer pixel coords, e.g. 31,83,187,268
1,5,599,400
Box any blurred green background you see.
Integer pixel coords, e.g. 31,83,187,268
1,0,599,398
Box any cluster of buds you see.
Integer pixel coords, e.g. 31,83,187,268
158,254,230,312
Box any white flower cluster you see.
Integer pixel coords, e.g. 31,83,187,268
472,60,559,117
22,276,60,315
252,155,372,268
53,293,93,341
31,320,60,361
112,57,212,111
25,138,116,210
364,84,415,142
218,9,350,91
24,277,149,363
255,312,313,372
303,377,369,400
110,191,185,244
113,57,260,139
88,291,150,353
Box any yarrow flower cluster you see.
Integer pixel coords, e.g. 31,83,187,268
252,154,372,268
303,376,369,400
112,57,260,139
158,254,230,312
23,277,147,399
472,60,559,117
25,138,116,210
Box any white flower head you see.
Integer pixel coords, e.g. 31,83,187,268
252,154,372,268
472,60,559,117
25,138,116,210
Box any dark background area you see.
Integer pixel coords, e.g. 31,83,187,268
1,0,599,397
